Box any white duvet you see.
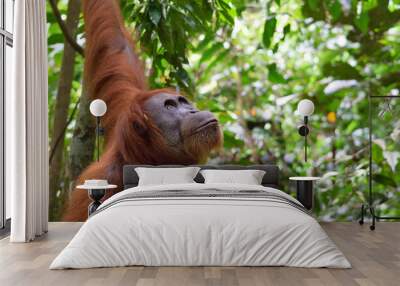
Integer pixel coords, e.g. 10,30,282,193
50,183,350,269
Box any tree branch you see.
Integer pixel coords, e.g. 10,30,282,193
49,98,80,164
49,0,85,57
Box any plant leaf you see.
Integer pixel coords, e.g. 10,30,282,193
149,7,161,25
354,12,369,33
307,0,318,11
383,151,400,172
48,33,65,45
283,24,291,36
373,174,397,188
267,63,286,84
199,42,224,64
322,62,363,80
223,130,244,148
328,0,342,21
262,17,277,48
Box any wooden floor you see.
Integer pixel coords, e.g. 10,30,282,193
0,222,398,286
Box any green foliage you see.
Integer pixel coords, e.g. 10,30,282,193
354,12,369,33
120,0,236,92
267,63,286,83
48,0,400,221
262,17,277,48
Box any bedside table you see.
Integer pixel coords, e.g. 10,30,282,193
77,183,117,216
289,177,320,210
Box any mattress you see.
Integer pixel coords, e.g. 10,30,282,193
50,183,351,269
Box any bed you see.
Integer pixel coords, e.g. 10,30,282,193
50,165,350,269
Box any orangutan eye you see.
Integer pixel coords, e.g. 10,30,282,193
178,96,189,105
164,99,177,110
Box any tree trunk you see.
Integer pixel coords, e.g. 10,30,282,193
49,0,82,221
67,87,96,185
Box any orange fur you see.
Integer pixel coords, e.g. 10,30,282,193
63,0,220,221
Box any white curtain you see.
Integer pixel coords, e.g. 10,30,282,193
8,0,49,242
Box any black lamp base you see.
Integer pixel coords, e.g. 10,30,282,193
296,180,313,210
87,189,106,216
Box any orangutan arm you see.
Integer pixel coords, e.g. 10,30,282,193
63,153,123,221
83,0,147,105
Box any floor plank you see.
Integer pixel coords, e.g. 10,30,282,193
0,222,398,286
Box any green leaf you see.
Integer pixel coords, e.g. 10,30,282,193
373,174,397,188
158,21,174,55
199,42,224,64
307,0,318,11
217,0,236,25
220,9,235,25
328,0,342,21
223,130,244,148
217,111,235,123
354,12,369,33
363,0,378,11
345,121,358,133
174,67,191,88
194,34,213,52
149,7,161,25
48,33,65,45
282,24,291,41
267,63,286,84
272,43,279,53
205,101,226,113
262,17,277,48
322,62,363,80
201,50,229,80
54,50,63,67
46,11,56,23
283,24,291,35
274,0,281,6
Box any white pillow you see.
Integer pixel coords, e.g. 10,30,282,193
200,169,266,185
135,167,200,186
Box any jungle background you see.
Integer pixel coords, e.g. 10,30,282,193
47,0,400,221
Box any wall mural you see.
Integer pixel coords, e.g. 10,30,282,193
62,1,222,221
47,0,400,222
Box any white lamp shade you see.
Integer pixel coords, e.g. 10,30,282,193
90,99,107,117
297,99,314,116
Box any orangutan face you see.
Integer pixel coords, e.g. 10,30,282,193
143,93,222,161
